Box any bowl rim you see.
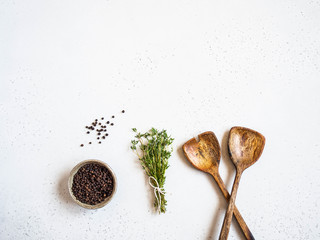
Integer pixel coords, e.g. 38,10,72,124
68,159,117,209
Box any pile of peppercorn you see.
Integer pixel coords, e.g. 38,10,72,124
71,163,114,205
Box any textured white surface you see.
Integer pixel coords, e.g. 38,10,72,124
1,0,320,239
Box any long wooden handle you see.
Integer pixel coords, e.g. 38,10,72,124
212,173,254,240
219,170,242,240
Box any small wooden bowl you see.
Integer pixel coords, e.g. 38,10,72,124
68,159,117,209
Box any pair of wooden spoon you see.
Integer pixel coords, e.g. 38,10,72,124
182,127,265,240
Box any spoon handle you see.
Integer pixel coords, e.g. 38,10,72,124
219,170,242,240
213,173,254,240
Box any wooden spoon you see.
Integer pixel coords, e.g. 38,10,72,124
183,131,255,240
219,127,265,240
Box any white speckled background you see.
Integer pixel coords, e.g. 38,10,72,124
1,0,320,239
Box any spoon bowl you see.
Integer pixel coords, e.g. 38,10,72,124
228,127,265,171
183,131,220,174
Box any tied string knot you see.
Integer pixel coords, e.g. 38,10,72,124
148,176,165,213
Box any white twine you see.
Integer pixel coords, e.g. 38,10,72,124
148,176,165,213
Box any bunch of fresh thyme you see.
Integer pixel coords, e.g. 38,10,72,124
131,128,174,214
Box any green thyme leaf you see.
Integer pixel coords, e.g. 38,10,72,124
131,128,174,213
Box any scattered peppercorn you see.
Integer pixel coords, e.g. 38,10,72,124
81,111,124,146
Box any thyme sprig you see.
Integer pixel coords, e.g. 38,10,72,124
131,127,174,213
